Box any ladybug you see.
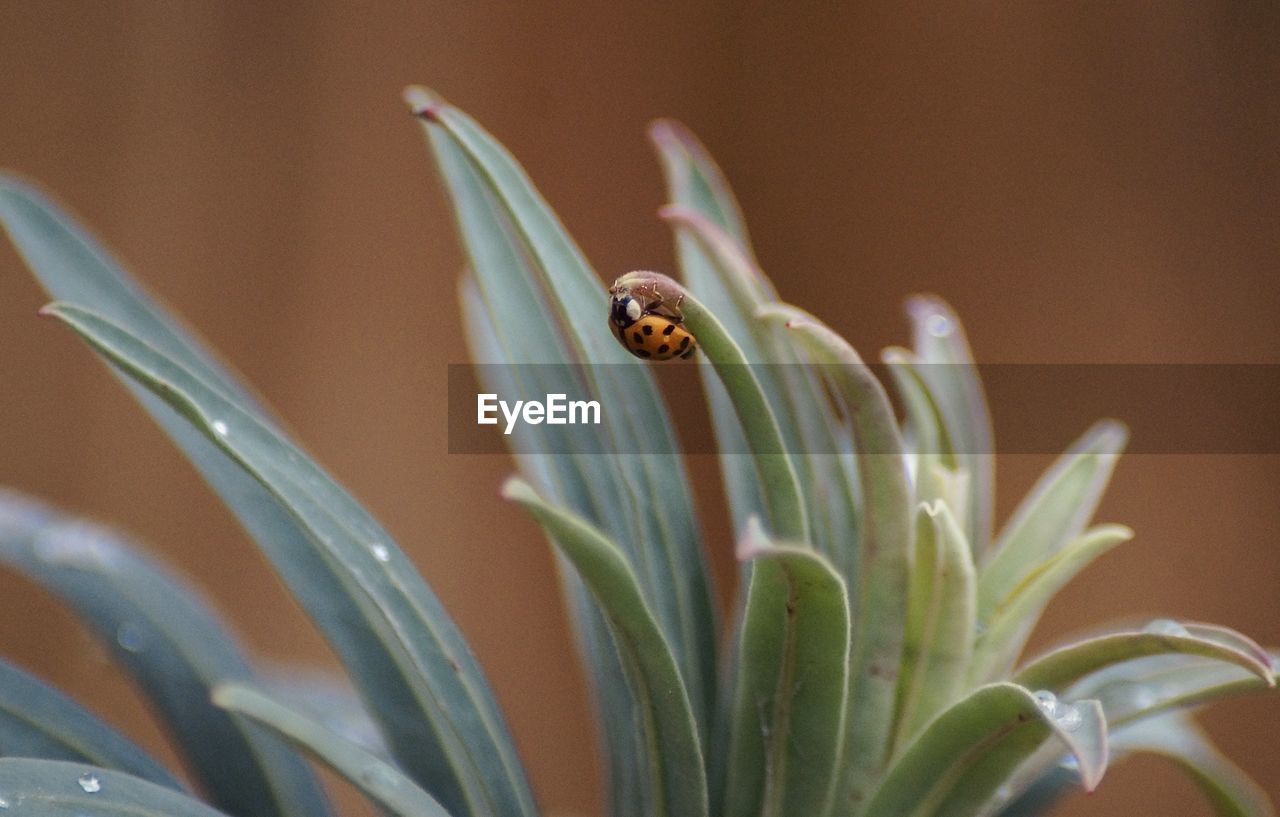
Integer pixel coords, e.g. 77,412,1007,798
608,290,697,361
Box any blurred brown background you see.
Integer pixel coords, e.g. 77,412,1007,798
1,2,1277,815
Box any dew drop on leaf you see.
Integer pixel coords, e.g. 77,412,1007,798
1054,703,1083,732
212,420,229,437
77,773,101,793
370,543,390,563
1032,689,1059,716
925,313,953,337
115,622,146,653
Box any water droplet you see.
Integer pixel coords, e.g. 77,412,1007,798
0,795,9,809
370,543,390,563
994,785,1012,804
1054,703,1083,732
1143,618,1189,638
1032,689,1059,715
925,313,953,337
212,420,229,437
116,622,146,653
77,773,101,793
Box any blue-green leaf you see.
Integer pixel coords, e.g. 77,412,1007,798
411,87,716,768
502,476,707,817
0,758,229,817
893,500,976,751
970,524,1134,684
905,296,995,555
722,518,849,817
0,489,325,817
863,683,1107,817
213,683,455,817
40,302,534,817
1014,625,1275,693
979,420,1127,625
0,655,181,791
764,310,914,809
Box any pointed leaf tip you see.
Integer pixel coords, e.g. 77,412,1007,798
734,515,772,562
402,86,443,119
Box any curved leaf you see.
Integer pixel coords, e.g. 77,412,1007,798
970,524,1134,684
893,500,976,751
1109,715,1275,817
0,758,229,817
502,477,707,817
764,309,915,808
657,206,856,565
863,683,1107,817
611,271,808,543
1,176,527,817
1014,626,1275,693
411,87,717,772
905,296,995,554
0,490,324,817
1071,651,1279,728
979,420,1127,622
994,713,1276,817
41,303,533,817
723,518,849,817
0,656,181,791
213,684,455,817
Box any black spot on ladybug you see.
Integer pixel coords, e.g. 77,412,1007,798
633,332,644,343
679,336,690,350
658,344,669,355
635,349,651,358
642,324,653,335
663,324,675,336
680,346,695,359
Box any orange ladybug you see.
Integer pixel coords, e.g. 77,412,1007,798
608,291,696,361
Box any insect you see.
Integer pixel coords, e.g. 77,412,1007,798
608,288,697,361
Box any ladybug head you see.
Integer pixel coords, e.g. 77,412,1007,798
610,293,643,327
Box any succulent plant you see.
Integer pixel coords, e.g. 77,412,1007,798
0,86,1274,817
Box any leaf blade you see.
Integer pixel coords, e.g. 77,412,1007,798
41,302,534,817
502,477,708,817
722,519,850,817
213,683,456,817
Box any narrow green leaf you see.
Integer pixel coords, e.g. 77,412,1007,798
649,119,754,246
862,683,1107,817
893,500,977,751
1014,626,1276,692
460,278,651,817
979,420,1127,623
0,656,181,791
970,524,1134,684
763,309,915,809
658,207,858,570
411,86,717,754
42,303,534,817
723,518,849,817
1071,651,1279,729
995,713,1277,817
502,476,708,817
0,758,230,817
905,296,995,555
0,489,325,817
1109,715,1275,817
611,271,808,544
213,683,455,817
